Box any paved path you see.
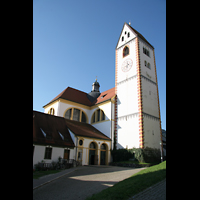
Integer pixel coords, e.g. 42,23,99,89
33,165,145,200
129,178,166,200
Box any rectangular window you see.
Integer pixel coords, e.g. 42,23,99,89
143,47,150,57
63,149,70,160
44,147,52,159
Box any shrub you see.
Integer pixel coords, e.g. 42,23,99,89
143,147,161,163
128,147,161,163
111,149,133,162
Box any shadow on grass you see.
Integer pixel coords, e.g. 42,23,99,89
33,163,166,200
86,165,166,200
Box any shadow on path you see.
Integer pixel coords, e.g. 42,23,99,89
33,166,145,200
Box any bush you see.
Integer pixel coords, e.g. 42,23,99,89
111,149,133,162
128,147,161,163
143,147,161,163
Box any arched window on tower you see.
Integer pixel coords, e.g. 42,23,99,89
123,46,129,57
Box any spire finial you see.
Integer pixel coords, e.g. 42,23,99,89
129,21,131,25
95,76,97,81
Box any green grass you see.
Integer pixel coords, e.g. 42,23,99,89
86,161,166,200
113,160,147,164
33,170,61,179
113,160,158,165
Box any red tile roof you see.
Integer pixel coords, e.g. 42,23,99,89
43,87,115,108
43,87,94,107
33,110,75,148
65,119,111,141
94,87,115,105
33,111,111,147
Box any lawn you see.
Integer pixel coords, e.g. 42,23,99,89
33,169,61,179
86,161,166,200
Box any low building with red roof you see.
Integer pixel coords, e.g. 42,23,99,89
33,79,114,167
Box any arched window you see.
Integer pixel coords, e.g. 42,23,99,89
48,108,54,115
64,108,87,123
90,142,96,149
65,108,72,119
123,46,129,57
81,112,87,123
91,109,106,124
101,144,106,150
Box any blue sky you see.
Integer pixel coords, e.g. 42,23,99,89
33,0,166,130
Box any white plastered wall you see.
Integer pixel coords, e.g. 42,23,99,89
33,145,73,168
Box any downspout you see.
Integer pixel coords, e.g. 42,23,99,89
111,100,113,150
75,136,78,161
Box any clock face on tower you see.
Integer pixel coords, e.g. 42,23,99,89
121,58,133,72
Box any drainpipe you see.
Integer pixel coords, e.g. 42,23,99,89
111,101,113,150
75,136,78,161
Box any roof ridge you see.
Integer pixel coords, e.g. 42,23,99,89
33,110,65,120
125,22,154,49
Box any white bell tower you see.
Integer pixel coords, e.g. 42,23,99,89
114,22,162,150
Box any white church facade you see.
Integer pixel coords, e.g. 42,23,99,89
33,22,162,167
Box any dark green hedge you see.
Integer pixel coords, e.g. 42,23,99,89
111,147,161,163
111,149,133,162
129,147,161,163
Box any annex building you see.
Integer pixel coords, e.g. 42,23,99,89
33,22,162,167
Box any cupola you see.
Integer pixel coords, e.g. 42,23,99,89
91,79,100,92
87,78,101,102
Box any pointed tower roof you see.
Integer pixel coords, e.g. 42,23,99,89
116,22,154,49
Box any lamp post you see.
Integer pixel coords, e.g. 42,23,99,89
160,142,163,162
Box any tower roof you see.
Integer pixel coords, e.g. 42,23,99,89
116,22,154,49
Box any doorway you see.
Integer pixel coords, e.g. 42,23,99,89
100,143,107,165
89,142,98,165
89,150,95,165
100,151,106,165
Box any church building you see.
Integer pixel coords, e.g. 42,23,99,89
33,22,162,167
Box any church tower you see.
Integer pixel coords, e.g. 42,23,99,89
115,22,162,150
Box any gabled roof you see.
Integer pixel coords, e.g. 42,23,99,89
94,87,115,105
127,23,154,49
43,86,115,108
33,110,111,144
43,87,93,107
33,110,75,148
65,119,111,141
116,22,154,49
